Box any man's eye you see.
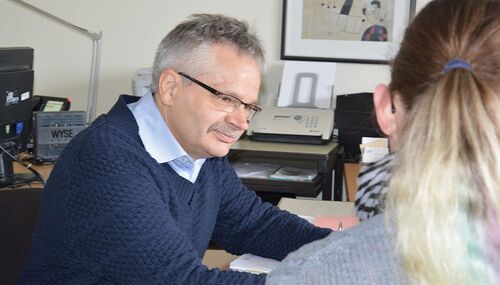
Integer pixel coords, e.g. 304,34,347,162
219,95,234,103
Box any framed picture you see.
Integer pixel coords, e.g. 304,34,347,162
281,0,416,64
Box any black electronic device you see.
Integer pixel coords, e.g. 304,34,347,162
31,95,71,112
334,92,383,162
0,47,39,187
24,95,72,160
0,70,34,129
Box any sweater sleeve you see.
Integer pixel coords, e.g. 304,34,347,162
211,159,331,261
265,215,410,285
29,146,265,284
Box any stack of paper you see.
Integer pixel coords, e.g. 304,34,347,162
229,254,280,274
269,166,317,181
360,137,389,163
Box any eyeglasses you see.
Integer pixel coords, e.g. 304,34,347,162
178,72,262,121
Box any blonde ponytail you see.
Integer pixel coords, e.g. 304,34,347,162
386,69,500,284
383,0,500,282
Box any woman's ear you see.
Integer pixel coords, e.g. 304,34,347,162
373,84,397,136
156,69,180,106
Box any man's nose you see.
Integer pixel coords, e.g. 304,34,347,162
229,104,250,130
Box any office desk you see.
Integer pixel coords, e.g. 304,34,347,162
0,163,51,191
229,138,340,200
203,198,355,270
202,249,237,270
13,163,52,181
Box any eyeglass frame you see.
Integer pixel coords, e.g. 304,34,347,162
178,72,262,121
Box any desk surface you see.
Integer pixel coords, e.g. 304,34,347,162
0,163,52,191
202,198,355,270
278,198,355,217
202,250,238,269
13,163,53,181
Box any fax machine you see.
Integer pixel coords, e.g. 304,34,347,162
247,107,334,145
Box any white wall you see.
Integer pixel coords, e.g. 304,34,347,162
0,0,431,116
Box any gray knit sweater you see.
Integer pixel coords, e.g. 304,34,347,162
266,215,411,285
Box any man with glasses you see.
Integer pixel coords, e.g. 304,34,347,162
20,14,331,284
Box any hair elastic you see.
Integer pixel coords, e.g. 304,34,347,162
443,59,474,73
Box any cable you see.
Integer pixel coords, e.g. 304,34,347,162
0,143,45,186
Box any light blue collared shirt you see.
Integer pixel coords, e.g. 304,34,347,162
127,91,206,183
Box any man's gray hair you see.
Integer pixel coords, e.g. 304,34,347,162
151,14,265,94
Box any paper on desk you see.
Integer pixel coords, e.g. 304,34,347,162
232,162,281,179
269,166,318,181
312,215,359,231
229,253,280,274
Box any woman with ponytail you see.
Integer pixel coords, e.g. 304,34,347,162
267,0,500,284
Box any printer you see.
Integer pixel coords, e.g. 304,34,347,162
132,67,152,96
247,107,334,145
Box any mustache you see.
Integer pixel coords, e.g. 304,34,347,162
207,123,243,138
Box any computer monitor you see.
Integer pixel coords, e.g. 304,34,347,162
0,47,36,187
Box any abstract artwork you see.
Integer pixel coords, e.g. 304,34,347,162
281,0,415,63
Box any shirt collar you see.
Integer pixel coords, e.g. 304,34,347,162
127,91,192,164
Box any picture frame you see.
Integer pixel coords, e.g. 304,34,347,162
281,0,416,64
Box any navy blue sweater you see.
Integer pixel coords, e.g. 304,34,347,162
20,95,331,284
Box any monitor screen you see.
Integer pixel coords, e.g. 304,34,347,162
43,100,65,112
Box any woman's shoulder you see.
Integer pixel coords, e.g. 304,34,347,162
281,215,388,267
267,215,408,285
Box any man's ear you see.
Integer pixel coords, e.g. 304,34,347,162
373,84,396,136
156,69,180,106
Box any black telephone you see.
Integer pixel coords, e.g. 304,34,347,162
31,95,71,112
23,95,72,163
